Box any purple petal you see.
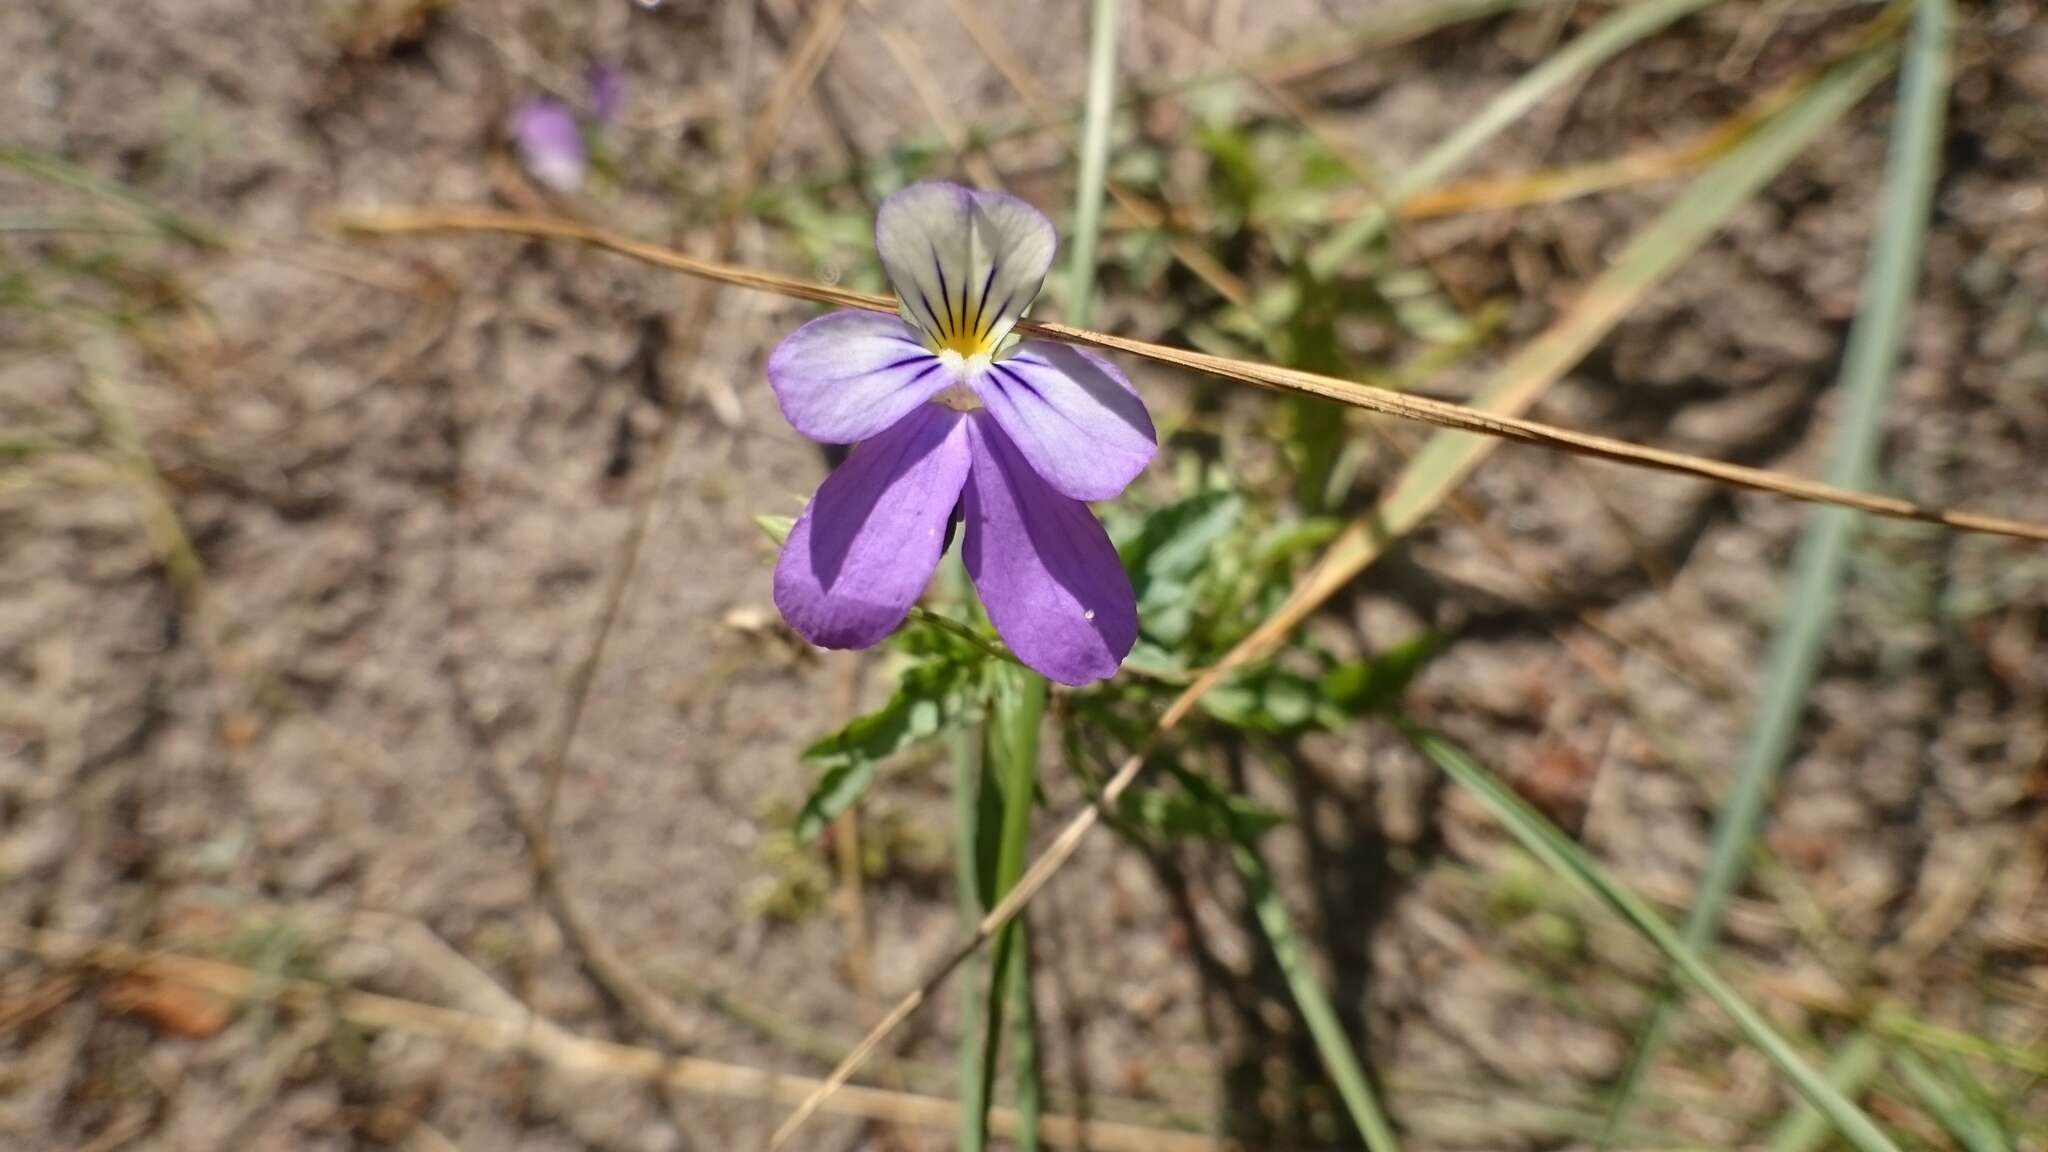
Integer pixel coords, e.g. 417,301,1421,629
963,416,1137,686
585,63,624,124
875,182,1056,354
973,341,1156,501
510,99,586,192
775,406,972,650
768,310,954,444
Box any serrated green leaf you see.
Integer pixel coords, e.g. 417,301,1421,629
795,658,981,842
1119,783,1286,842
1123,490,1244,603
1202,667,1323,733
1322,632,1444,716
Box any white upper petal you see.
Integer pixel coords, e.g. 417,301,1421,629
875,182,1056,356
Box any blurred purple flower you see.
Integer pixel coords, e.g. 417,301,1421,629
508,66,622,193
509,98,585,192
768,182,1156,686
586,63,624,124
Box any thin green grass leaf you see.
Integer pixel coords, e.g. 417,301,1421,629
1306,0,1724,277
1401,726,1903,1152
1767,1034,1882,1152
1601,2,1949,1137
1893,1048,2013,1152
1178,767,1400,1152
1879,1014,2048,1079
1064,0,1120,329
1230,37,1898,672
1003,923,1042,1152
0,145,223,248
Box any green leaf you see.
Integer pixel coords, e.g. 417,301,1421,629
976,664,1046,1151
1766,1034,1882,1152
795,658,981,843
1118,781,1286,842
1250,516,1344,571
1201,667,1321,733
1122,490,1244,603
1321,632,1444,716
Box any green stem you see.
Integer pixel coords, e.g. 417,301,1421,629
1065,0,1120,329
950,717,990,1152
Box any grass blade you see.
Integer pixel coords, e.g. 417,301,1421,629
1892,1048,2013,1152
0,145,223,248
1167,768,1400,1150
1239,842,1402,1151
1600,1,1950,1137
1064,0,1120,329
1306,0,1723,277
1226,35,1899,674
1766,1033,1883,1152
1402,726,1903,1152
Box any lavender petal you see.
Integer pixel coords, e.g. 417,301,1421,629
775,406,972,650
963,416,1137,686
974,341,1155,501
768,310,955,444
510,98,586,192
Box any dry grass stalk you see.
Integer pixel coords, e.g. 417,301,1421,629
339,207,2048,546
0,926,1227,1152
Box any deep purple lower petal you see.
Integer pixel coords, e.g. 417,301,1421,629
775,407,971,649
963,416,1137,686
972,341,1155,501
768,311,951,444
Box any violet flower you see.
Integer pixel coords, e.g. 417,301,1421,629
769,182,1157,686
509,66,624,193
510,98,587,192
586,62,625,124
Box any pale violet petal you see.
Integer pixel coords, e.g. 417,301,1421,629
510,99,586,192
774,406,972,649
875,182,1055,355
962,416,1136,686
768,310,952,444
972,341,1155,501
